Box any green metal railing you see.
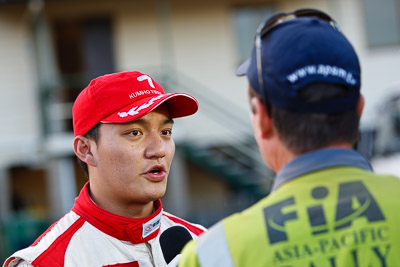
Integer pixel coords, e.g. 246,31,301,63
0,212,50,262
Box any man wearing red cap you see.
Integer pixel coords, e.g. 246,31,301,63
4,71,206,267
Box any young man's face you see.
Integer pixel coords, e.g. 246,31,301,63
89,104,175,215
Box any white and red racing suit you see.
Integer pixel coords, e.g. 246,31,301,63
3,182,206,267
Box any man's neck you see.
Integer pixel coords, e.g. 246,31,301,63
273,143,354,173
88,186,155,218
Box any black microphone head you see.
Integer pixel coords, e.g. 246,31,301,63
160,226,193,264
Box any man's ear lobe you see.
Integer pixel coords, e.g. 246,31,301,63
73,136,97,167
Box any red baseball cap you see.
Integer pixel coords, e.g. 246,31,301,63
72,71,199,136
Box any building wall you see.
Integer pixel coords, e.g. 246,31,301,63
0,6,41,166
334,0,400,129
0,0,399,232
1,0,400,151
116,0,400,131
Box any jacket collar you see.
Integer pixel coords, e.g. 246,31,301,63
272,148,373,192
72,182,163,244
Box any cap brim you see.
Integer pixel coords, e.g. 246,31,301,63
101,93,198,123
235,58,251,76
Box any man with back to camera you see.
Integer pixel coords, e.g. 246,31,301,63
3,71,206,267
179,8,400,266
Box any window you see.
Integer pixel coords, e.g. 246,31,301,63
46,17,115,133
363,0,400,47
54,17,115,83
232,6,276,63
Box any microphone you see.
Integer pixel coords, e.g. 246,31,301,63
160,226,193,265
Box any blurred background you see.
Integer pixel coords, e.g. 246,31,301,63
0,0,399,261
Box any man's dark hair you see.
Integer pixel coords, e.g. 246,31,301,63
77,123,101,178
250,83,360,154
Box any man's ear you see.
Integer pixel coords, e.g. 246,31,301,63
250,97,273,139
357,93,365,118
73,136,97,167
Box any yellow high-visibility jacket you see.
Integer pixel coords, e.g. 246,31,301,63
179,148,400,267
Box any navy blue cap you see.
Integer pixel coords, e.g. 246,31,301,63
236,17,361,113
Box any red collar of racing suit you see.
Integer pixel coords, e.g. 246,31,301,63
72,182,163,244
